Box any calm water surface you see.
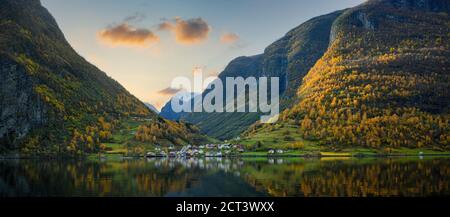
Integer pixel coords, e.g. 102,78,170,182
0,157,449,197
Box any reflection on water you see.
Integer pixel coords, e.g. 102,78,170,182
0,157,449,197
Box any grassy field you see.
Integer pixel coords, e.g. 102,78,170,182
238,124,450,157
103,119,149,156
103,143,128,155
239,125,319,149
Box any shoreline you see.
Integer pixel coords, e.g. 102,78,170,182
1,153,450,160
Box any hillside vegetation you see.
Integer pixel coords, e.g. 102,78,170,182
0,0,207,156
245,0,450,151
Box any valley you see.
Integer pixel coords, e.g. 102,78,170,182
0,0,449,199
1,0,449,158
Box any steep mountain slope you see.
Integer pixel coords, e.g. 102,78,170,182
247,0,449,150
144,103,159,114
181,10,345,139
0,0,202,155
182,55,263,139
159,91,199,120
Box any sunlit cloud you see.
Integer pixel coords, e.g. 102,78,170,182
158,21,173,31
220,32,239,44
157,87,184,96
158,17,211,45
98,23,159,47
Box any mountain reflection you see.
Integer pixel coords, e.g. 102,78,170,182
0,157,449,197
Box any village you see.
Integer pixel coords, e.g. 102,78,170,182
145,143,289,158
146,143,246,158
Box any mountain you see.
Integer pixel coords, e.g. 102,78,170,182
180,10,345,139
0,0,204,155
144,103,159,114
245,0,449,150
159,91,199,120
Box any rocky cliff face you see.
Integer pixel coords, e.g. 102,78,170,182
0,56,47,148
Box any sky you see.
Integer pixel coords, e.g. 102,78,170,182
41,0,365,110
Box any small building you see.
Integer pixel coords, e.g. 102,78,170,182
206,144,217,149
220,144,230,149
192,149,200,156
159,151,167,156
233,144,244,150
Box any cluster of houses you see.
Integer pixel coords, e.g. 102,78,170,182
146,143,245,158
268,149,285,155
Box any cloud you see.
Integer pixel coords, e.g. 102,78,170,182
220,32,239,44
158,21,174,31
157,87,184,96
98,23,159,47
124,12,146,23
158,17,211,45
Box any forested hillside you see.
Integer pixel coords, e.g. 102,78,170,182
246,0,449,150
0,0,206,155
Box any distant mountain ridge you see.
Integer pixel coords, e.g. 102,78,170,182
179,10,345,139
159,91,199,120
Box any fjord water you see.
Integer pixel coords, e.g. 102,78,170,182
0,157,449,197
